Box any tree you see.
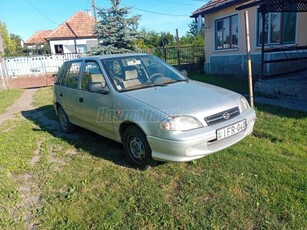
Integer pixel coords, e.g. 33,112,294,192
134,30,175,49
10,34,23,56
0,21,15,56
180,20,204,46
187,20,203,36
90,0,141,54
0,21,26,56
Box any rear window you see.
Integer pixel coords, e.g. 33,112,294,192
55,62,70,85
56,61,82,89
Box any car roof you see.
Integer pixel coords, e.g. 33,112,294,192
66,53,152,62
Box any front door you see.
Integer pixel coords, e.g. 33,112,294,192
77,60,115,140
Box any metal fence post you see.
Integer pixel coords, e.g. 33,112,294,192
163,47,167,62
0,56,8,89
176,29,181,70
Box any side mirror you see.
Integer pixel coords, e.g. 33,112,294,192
88,83,110,94
180,70,188,77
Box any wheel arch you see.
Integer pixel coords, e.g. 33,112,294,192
54,102,62,115
119,121,146,142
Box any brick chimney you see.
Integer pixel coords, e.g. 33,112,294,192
87,9,92,17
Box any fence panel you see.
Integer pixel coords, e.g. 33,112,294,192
4,53,80,78
149,46,204,65
3,47,204,78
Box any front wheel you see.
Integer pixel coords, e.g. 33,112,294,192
123,126,157,170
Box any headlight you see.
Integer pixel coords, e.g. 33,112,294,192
159,116,203,131
240,96,250,112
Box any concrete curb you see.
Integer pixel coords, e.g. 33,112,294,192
245,95,307,112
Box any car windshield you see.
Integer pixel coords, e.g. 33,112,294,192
101,55,188,91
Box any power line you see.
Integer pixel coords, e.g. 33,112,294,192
120,3,190,17
83,0,91,11
25,0,59,25
152,0,200,6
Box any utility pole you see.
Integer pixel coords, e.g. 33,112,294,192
92,0,98,22
244,11,254,108
176,29,180,70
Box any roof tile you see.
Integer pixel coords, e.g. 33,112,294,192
46,11,96,39
191,0,246,17
24,30,53,44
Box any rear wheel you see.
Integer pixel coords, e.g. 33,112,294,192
58,106,75,133
123,126,157,170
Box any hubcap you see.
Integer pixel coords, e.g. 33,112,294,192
129,135,145,162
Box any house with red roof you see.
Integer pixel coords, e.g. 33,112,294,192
190,0,307,77
24,30,53,46
46,11,98,54
24,30,53,52
25,10,98,55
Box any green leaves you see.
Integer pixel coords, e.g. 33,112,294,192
91,0,141,55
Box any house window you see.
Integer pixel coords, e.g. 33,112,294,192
77,45,87,53
215,15,238,50
257,12,297,45
54,44,64,54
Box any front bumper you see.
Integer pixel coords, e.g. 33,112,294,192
147,108,256,162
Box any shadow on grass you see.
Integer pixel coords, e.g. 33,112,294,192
255,103,307,119
21,105,128,168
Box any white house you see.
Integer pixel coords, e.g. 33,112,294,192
45,11,98,54
191,0,307,77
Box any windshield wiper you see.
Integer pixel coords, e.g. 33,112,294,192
163,79,189,85
151,83,168,87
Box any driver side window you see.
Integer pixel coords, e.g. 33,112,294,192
144,58,164,76
80,61,106,91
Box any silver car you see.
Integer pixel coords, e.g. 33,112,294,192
53,54,256,169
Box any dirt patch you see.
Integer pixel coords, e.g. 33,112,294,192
29,142,44,166
9,172,42,230
2,89,47,229
0,88,37,126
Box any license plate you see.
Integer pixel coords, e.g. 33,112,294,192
217,120,246,140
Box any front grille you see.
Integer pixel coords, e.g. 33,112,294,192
204,107,240,126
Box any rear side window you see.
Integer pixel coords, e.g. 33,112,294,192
55,62,70,85
61,61,82,88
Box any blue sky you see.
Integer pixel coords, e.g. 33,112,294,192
0,0,206,41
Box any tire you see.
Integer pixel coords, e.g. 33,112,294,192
57,106,75,133
123,126,157,170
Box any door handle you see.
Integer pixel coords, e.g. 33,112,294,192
60,93,63,97
79,97,83,103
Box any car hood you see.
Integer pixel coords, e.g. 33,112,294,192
124,81,240,117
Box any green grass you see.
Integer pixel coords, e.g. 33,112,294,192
189,73,249,94
32,86,57,119
0,89,24,114
0,86,306,229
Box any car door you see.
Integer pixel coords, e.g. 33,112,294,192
77,60,116,140
56,60,82,123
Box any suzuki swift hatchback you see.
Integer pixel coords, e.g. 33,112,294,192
53,54,256,169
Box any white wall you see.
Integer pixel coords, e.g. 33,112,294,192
49,38,98,54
